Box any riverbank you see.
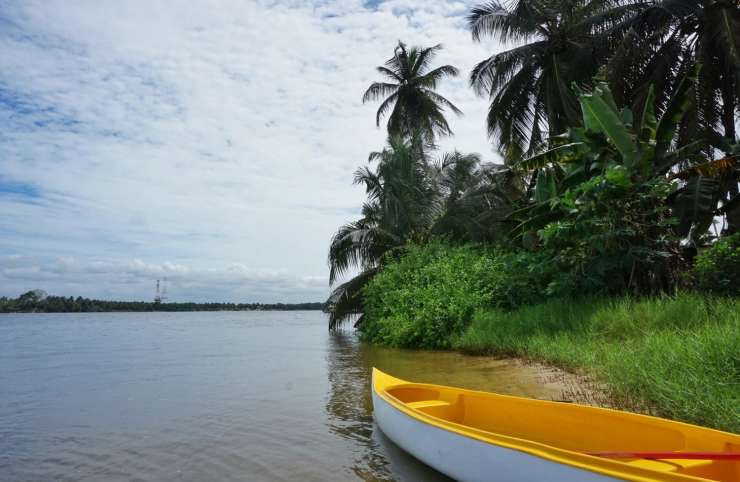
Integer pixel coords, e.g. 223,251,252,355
496,358,616,409
456,295,739,433
355,240,739,432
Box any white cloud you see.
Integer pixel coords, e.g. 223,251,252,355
0,0,503,301
0,255,328,303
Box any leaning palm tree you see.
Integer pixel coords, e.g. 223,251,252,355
363,42,463,144
325,215,398,330
326,135,434,329
468,0,641,159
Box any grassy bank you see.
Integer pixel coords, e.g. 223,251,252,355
456,295,740,433
358,240,740,432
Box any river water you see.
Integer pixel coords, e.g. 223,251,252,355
1,311,564,481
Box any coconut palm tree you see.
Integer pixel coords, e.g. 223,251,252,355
430,151,526,242
607,0,740,233
468,0,641,159
608,0,739,137
363,42,463,144
326,135,434,329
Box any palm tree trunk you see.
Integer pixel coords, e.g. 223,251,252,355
720,88,739,234
725,182,740,235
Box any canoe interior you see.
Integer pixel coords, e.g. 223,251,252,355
382,379,740,482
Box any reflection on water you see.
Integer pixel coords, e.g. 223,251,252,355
325,332,452,481
326,332,394,481
2,312,562,482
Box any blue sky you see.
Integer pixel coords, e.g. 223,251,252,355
0,0,501,302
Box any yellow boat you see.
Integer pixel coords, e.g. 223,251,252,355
372,368,740,482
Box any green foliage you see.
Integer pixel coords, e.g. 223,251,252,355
360,242,503,348
430,152,526,243
538,167,680,294
331,6,739,336
326,135,433,329
608,1,740,234
484,248,557,307
693,233,740,296
457,295,740,432
670,176,721,241
359,241,584,347
467,0,639,158
327,136,523,329
363,42,462,144
518,73,730,254
607,0,739,154
514,81,710,294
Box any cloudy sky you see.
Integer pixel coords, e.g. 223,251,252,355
0,0,503,302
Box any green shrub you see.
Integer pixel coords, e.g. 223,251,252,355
536,168,680,296
487,249,558,308
359,240,585,348
361,242,504,348
693,233,740,296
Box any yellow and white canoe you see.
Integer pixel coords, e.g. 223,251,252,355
372,368,740,482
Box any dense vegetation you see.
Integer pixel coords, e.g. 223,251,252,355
692,232,740,295
362,242,503,349
359,236,739,346
325,0,739,430
327,0,739,329
0,291,324,313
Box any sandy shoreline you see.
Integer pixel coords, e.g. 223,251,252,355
515,359,613,407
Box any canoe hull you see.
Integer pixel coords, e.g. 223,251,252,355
373,389,620,482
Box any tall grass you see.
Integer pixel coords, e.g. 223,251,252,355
456,294,740,433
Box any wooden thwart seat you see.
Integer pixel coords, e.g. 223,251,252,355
624,458,713,473
407,400,452,410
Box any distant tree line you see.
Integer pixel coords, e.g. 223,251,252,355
0,290,324,313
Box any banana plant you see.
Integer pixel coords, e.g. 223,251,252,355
513,68,728,245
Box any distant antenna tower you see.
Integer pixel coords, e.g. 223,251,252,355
154,278,170,304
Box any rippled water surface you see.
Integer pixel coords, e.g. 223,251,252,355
1,312,561,481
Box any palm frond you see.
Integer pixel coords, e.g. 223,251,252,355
470,42,544,96
421,89,463,116
364,42,460,142
374,91,399,127
376,66,401,82
326,268,379,331
469,0,620,152
413,43,443,75
416,65,460,88
488,62,538,156
469,1,540,43
362,82,398,103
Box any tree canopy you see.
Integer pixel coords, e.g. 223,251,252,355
363,42,462,144
326,4,739,328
